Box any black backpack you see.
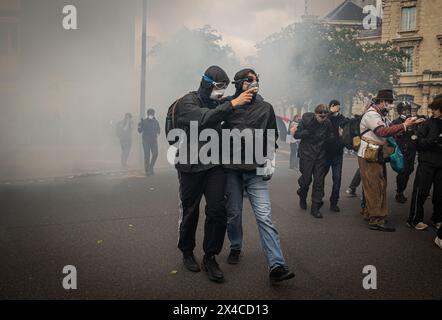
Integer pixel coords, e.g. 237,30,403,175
342,116,362,150
165,93,200,145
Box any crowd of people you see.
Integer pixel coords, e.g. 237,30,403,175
117,65,442,284
288,90,442,239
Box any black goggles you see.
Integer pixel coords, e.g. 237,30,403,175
232,76,260,84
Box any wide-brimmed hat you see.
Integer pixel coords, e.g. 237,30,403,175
374,89,395,103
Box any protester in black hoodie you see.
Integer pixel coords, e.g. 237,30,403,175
326,100,349,212
170,66,252,283
223,68,295,283
407,97,442,231
294,104,333,218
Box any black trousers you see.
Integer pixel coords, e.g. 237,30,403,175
177,166,227,257
396,150,416,194
143,139,158,174
120,138,132,166
349,168,361,190
298,156,329,206
408,163,442,224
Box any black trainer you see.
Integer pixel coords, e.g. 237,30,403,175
297,190,307,210
395,193,407,204
330,204,340,212
183,252,201,272
269,265,295,283
202,256,224,283
311,205,323,219
227,249,241,265
369,224,396,232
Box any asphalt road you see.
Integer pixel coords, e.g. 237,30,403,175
1,154,441,300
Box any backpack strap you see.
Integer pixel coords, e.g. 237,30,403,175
360,128,371,137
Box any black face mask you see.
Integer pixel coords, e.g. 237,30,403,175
198,66,229,107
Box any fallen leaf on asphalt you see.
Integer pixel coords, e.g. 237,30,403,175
170,270,178,275
149,188,155,191
97,240,103,244
128,224,134,228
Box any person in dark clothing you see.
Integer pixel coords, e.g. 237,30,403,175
326,100,349,212
346,168,361,196
223,68,295,283
294,104,333,219
138,109,160,176
116,113,133,167
392,102,417,203
169,65,253,283
407,98,442,231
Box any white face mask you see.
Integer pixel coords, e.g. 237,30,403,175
148,115,154,119
210,88,225,101
242,81,259,93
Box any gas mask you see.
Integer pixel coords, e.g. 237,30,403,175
242,81,259,94
210,88,226,101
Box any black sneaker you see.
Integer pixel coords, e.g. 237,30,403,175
269,265,295,283
395,193,407,204
183,252,201,272
202,256,224,283
227,249,241,265
311,205,323,219
369,224,396,232
330,204,340,212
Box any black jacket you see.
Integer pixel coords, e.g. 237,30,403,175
172,91,233,173
138,118,160,141
327,113,349,158
222,94,279,172
294,113,333,161
415,117,442,168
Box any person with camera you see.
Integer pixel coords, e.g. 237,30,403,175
357,89,423,232
407,96,442,231
391,102,417,204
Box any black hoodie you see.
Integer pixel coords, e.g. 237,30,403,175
172,66,233,173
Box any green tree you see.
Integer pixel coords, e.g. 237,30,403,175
252,22,406,115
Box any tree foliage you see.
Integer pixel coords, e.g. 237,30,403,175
251,22,406,114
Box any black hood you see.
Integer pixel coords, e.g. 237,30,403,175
232,68,255,98
198,65,230,108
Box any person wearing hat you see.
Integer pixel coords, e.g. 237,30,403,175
407,95,442,231
391,102,417,203
357,89,423,232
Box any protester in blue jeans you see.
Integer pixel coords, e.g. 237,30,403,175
326,100,349,212
223,68,295,283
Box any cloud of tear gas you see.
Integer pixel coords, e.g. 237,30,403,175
0,0,346,180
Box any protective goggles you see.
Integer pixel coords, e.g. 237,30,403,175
232,75,260,84
202,75,228,90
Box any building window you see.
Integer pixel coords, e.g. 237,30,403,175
401,7,416,31
401,47,414,73
397,95,414,102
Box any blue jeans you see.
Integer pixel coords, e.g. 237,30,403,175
328,154,343,205
225,171,287,270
